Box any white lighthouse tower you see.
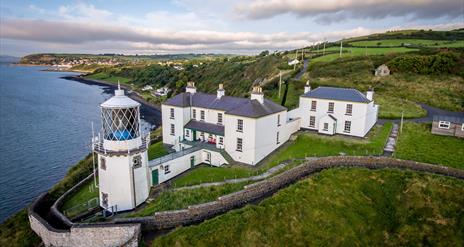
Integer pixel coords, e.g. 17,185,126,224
93,84,150,212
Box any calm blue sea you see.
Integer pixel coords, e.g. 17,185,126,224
0,64,157,222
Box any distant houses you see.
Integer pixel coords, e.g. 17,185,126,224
288,59,299,66
375,64,390,76
431,115,464,138
141,85,153,91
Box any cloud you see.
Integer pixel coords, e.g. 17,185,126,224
235,0,464,23
58,2,113,21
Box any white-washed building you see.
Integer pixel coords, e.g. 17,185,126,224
289,84,378,137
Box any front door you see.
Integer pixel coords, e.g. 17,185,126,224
151,169,159,185
190,156,195,168
192,130,196,141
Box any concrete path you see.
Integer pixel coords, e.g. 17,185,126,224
173,157,318,191
294,59,309,80
383,123,399,156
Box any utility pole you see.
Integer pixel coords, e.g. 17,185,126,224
339,40,343,57
323,39,326,56
278,70,282,99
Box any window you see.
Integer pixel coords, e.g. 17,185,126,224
170,124,175,136
236,138,243,152
132,155,142,168
200,132,204,140
237,119,243,132
462,124,464,131
346,104,353,115
217,113,223,125
100,157,106,170
185,129,190,137
344,121,351,133
192,109,196,119
328,102,334,113
311,100,317,111
164,165,171,174
323,123,329,131
438,121,450,129
101,192,108,208
200,110,205,121
219,137,224,145
276,132,280,144
277,114,281,126
206,152,211,162
170,108,174,119
309,116,316,128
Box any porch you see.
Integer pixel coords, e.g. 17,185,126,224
184,120,225,147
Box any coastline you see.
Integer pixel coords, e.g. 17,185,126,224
62,75,162,126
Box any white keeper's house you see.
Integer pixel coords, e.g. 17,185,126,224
288,83,378,137
92,81,378,213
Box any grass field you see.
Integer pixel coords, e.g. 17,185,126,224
153,168,464,246
172,123,392,187
125,182,249,217
148,141,169,160
85,72,131,84
375,95,427,119
394,123,464,169
310,47,418,63
349,39,464,48
60,179,98,217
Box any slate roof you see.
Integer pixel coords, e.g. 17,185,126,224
302,86,371,103
433,115,464,124
164,92,286,118
184,120,225,135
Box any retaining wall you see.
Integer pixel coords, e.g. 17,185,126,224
114,156,464,230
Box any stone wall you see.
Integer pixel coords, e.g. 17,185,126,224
29,193,141,247
115,156,464,230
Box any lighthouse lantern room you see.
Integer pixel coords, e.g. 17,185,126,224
93,84,150,213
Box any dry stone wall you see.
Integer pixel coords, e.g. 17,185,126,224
115,156,464,230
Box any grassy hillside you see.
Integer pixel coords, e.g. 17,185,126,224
154,168,464,246
350,39,464,48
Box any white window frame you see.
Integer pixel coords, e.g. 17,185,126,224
236,138,243,152
218,136,224,145
277,114,281,126
462,123,464,131
217,113,223,125
438,121,450,129
185,129,190,137
200,110,205,121
164,165,171,174
237,119,243,132
192,109,196,119
346,104,353,115
344,121,351,133
170,108,175,119
170,124,175,136
276,131,280,144
309,116,316,128
323,123,329,131
328,102,334,113
100,157,106,170
310,100,317,111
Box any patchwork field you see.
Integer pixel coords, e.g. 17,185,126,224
153,168,464,246
349,39,464,48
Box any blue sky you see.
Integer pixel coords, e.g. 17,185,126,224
1,0,463,56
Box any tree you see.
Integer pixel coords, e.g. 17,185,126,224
259,50,270,57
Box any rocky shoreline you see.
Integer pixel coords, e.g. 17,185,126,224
61,75,162,126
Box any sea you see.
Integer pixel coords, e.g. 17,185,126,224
0,63,159,222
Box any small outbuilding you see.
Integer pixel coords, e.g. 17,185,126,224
375,64,390,77
431,115,464,138
288,59,299,66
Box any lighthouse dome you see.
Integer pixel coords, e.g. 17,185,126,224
101,87,140,108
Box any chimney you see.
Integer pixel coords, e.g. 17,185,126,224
250,85,264,104
366,87,374,101
304,80,311,94
217,83,225,99
186,81,196,94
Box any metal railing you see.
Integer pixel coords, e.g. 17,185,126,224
92,134,149,155
148,145,202,167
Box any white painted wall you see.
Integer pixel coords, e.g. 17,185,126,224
162,105,190,148
224,114,257,165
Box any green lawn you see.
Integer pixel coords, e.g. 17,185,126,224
349,39,464,48
60,178,98,218
148,141,169,160
124,182,249,217
376,95,427,119
394,123,464,169
172,123,392,187
154,168,464,246
311,47,418,64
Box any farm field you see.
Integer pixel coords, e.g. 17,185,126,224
154,168,464,246
310,47,418,63
349,39,464,47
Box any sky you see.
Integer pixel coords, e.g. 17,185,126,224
0,0,463,56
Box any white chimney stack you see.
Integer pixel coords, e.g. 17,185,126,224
304,80,311,94
186,81,196,94
217,83,225,99
250,85,264,104
366,88,374,101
